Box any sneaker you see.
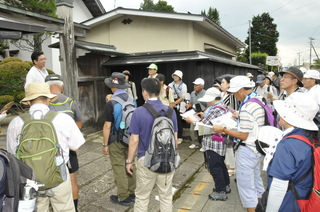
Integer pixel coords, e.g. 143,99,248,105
208,191,228,201
189,144,199,149
110,195,132,206
213,185,231,194
199,146,205,152
129,193,135,202
177,138,183,144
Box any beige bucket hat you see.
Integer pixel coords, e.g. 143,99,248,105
21,82,57,104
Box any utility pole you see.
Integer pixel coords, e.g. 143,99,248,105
249,20,252,65
309,37,315,68
297,52,301,66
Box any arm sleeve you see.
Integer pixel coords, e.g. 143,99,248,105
179,84,187,99
131,82,138,100
104,102,114,122
266,177,289,212
169,88,175,103
71,101,83,122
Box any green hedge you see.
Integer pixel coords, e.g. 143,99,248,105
0,57,54,107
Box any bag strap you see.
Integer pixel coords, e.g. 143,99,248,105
213,105,227,112
283,134,314,201
166,86,170,99
44,110,58,122
143,103,161,119
166,107,173,119
112,94,134,106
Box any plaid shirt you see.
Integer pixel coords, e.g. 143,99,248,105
201,101,227,156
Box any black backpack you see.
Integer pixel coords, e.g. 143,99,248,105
141,103,180,173
0,149,35,212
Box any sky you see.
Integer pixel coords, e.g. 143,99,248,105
101,0,320,67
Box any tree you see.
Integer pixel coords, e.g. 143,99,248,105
251,51,268,67
245,13,279,61
311,59,320,69
201,7,220,25
236,48,249,63
140,0,175,12
140,0,155,11
4,0,57,52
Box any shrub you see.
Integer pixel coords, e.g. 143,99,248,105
0,57,54,106
0,95,15,107
0,57,22,64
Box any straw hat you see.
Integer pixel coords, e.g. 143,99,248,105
21,82,57,104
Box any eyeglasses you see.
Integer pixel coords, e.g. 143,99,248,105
281,75,294,79
38,58,47,61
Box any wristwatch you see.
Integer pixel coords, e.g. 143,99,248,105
102,143,108,147
125,159,133,165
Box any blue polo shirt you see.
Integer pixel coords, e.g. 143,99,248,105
267,127,313,212
129,99,178,159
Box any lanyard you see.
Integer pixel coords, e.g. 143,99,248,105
234,91,258,143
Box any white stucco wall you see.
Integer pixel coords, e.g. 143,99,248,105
82,15,237,57
6,0,93,74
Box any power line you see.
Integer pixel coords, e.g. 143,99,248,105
269,0,295,14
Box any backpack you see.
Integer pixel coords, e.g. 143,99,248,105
313,112,320,139
246,98,280,155
16,111,66,191
285,134,320,212
111,95,136,146
49,96,74,119
0,149,35,212
141,103,180,173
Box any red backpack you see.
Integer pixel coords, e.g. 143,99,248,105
284,135,320,212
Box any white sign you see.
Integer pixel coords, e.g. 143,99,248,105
266,56,280,66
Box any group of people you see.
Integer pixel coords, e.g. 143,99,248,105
3,50,320,212
103,63,320,212
5,51,84,212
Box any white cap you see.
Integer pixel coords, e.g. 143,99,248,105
193,78,205,86
273,92,319,131
303,69,320,80
246,73,253,78
228,75,255,93
198,87,221,102
268,71,275,76
172,70,183,79
300,67,307,74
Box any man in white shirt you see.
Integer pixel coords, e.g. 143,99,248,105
302,69,320,107
7,82,85,212
255,75,268,97
25,51,48,88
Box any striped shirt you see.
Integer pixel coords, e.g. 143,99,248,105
201,101,227,156
239,97,265,153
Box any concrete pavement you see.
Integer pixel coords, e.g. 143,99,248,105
1,113,260,212
76,131,253,212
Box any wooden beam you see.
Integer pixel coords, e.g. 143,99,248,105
0,3,88,37
56,2,79,102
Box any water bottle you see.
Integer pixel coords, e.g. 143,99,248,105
119,121,126,129
55,154,67,181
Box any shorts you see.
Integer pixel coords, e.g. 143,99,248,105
67,150,79,174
